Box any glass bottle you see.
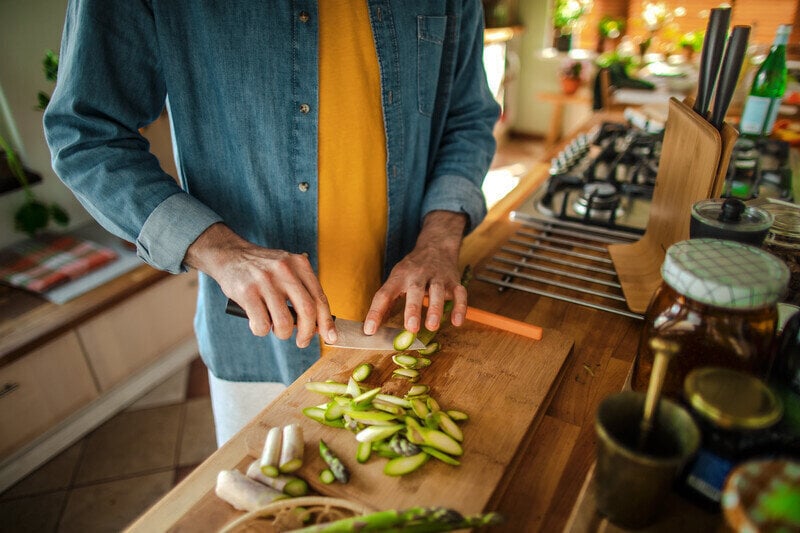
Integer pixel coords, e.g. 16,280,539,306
631,239,790,397
739,24,792,137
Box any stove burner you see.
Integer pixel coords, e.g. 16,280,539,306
573,182,624,220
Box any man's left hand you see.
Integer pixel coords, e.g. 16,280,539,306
364,210,468,335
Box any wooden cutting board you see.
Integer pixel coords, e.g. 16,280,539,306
128,318,573,532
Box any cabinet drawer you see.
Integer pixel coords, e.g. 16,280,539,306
78,272,197,391
0,331,99,459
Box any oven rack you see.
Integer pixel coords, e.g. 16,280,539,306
477,216,645,320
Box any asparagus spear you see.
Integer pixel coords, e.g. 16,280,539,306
290,505,502,532
259,426,282,477
246,461,309,497
319,439,350,483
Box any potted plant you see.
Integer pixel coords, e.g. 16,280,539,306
552,0,590,52
0,49,70,237
559,60,583,95
597,16,625,54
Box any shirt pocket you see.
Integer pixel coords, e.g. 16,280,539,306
417,15,447,117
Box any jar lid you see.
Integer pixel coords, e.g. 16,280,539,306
684,367,782,430
761,200,800,241
691,198,774,234
661,239,790,309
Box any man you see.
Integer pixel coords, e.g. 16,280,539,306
44,0,499,444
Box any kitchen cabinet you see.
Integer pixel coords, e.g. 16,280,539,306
0,266,199,493
77,272,197,391
0,331,98,459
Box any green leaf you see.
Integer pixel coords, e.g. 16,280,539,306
15,200,50,237
42,49,59,82
50,203,70,226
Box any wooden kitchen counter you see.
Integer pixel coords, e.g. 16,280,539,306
128,114,646,532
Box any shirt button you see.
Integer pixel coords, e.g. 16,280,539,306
299,11,310,23
298,182,310,192
299,103,310,114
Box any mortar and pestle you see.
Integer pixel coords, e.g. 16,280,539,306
594,338,701,528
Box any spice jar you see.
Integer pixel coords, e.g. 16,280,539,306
759,200,800,306
631,239,789,397
680,367,783,508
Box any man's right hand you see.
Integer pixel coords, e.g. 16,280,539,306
183,223,337,349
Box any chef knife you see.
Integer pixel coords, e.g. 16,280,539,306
693,7,732,118
709,25,751,130
224,298,426,350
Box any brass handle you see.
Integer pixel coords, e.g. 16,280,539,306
0,382,20,400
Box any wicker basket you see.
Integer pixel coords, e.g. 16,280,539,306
220,496,373,533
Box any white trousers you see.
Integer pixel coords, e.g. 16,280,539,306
207,371,287,447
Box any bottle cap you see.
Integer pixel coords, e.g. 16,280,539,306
684,367,782,430
661,239,789,309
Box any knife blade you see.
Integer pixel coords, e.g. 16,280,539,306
224,298,425,350
710,25,750,130
693,7,732,118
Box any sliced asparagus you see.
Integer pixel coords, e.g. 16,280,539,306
215,470,287,512
420,428,463,456
319,468,335,484
420,446,460,466
375,393,411,408
319,439,350,483
351,363,373,382
392,353,420,368
344,409,398,425
436,412,463,442
346,376,361,398
418,341,440,355
356,440,372,463
246,461,309,496
278,423,304,474
410,397,430,419
352,387,381,408
393,330,418,351
405,384,430,397
392,368,420,381
304,381,348,396
388,432,422,457
259,426,282,477
355,424,404,443
302,406,346,428
446,410,469,422
383,452,429,476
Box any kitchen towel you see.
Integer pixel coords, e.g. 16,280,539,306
0,234,118,294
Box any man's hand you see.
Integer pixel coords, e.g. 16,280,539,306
184,223,337,348
364,210,468,335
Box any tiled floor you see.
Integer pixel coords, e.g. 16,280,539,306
0,357,216,533
0,135,545,533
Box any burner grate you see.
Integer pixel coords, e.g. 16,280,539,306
477,217,644,320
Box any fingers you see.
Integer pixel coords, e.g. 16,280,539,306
450,284,468,327
424,282,445,331
364,289,394,335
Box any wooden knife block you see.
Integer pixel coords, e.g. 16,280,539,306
608,97,738,314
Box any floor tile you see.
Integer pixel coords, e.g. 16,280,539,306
178,398,217,466
2,441,83,499
186,356,210,398
0,490,67,533
126,365,189,411
58,471,174,533
75,405,182,484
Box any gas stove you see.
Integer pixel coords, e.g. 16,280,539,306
477,120,795,319
513,121,662,235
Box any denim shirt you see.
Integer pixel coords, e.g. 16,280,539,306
44,0,499,382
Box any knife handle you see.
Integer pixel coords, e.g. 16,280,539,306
694,7,732,117
225,298,301,322
710,25,750,130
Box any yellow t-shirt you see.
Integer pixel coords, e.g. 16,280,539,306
318,0,388,321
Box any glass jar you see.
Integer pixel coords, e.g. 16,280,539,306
760,201,800,306
680,367,783,508
631,239,790,397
